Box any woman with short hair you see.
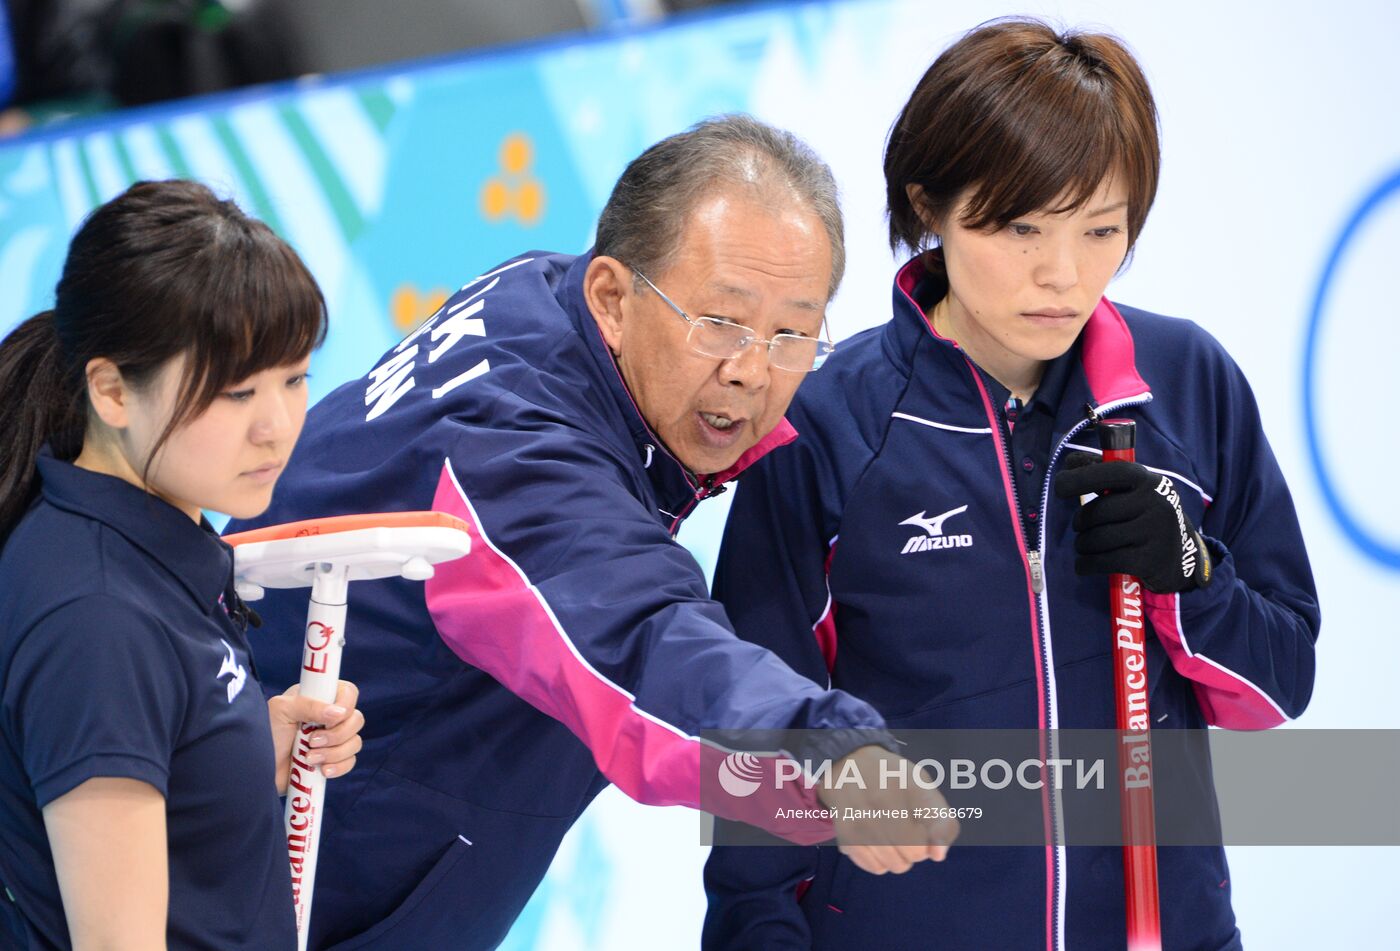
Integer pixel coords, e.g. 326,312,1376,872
704,18,1318,950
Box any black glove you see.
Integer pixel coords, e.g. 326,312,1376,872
1053,452,1214,594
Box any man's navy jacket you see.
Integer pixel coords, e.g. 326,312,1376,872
703,257,1321,951
229,252,888,949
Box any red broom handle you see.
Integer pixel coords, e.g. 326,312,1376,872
1099,419,1163,951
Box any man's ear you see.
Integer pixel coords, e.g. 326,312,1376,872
905,184,943,240
84,357,130,429
583,255,632,356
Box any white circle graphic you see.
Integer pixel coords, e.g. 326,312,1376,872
717,752,764,798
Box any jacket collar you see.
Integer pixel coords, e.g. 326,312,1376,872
890,254,1151,413
560,252,799,503
36,450,233,610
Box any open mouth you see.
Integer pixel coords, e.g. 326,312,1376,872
701,411,738,431
696,411,748,448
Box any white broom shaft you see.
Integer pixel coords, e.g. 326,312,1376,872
286,564,349,951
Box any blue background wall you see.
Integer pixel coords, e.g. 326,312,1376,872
2,0,1395,945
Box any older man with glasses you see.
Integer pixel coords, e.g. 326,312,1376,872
228,114,957,950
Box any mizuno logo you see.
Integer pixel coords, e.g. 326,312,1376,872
899,505,974,554
900,505,968,536
218,639,248,703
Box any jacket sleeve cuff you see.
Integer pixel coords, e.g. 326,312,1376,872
1177,534,1236,618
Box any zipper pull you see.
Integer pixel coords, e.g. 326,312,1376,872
697,474,729,499
1027,549,1045,594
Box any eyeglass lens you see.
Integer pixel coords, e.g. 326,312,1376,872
687,319,822,371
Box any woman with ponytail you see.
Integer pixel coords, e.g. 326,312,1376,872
0,180,365,950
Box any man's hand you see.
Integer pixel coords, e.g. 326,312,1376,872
1053,452,1213,593
817,745,960,874
268,680,364,794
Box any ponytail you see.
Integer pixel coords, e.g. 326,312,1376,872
0,311,85,541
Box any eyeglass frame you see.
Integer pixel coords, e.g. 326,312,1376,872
630,268,836,372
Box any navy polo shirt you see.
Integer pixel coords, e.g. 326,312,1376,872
0,456,296,950
974,340,1080,531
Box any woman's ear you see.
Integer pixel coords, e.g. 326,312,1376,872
84,358,130,429
905,184,943,242
583,255,631,356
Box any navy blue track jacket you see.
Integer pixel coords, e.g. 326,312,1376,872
703,257,1321,951
228,252,889,950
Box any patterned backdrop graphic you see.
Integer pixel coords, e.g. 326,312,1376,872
0,2,854,410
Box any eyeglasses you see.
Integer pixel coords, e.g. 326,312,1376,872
632,269,835,372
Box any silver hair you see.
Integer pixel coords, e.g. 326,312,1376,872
594,114,846,300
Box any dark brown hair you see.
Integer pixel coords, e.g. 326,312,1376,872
0,179,326,539
885,18,1160,258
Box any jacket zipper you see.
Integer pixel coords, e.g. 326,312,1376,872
668,474,726,536
981,376,1154,951
1035,394,1152,951
1027,548,1045,594
986,393,1063,951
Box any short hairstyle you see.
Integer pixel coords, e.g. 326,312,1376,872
885,18,1160,258
595,114,846,300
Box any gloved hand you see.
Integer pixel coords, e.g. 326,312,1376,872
1053,452,1213,593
